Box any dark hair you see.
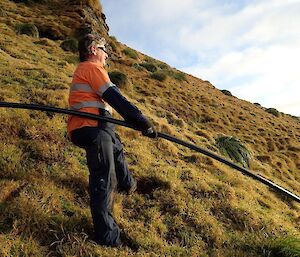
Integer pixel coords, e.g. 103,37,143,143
78,33,104,62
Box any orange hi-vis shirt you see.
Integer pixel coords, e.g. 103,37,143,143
67,61,113,134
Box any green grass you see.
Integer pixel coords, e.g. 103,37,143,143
265,235,300,257
215,136,251,167
235,234,300,257
151,71,167,82
122,47,138,59
221,89,233,96
169,71,186,81
140,62,158,72
60,38,78,53
15,23,39,38
132,63,144,71
108,70,128,89
266,108,280,117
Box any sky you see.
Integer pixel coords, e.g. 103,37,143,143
101,0,300,117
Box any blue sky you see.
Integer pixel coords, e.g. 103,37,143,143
101,0,300,117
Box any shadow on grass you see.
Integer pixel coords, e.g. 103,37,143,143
136,175,171,195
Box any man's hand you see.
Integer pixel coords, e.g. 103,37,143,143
142,126,157,138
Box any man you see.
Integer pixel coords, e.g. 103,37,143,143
67,33,157,247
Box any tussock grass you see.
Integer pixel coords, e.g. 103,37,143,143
168,70,187,81
122,47,138,59
227,233,300,257
266,107,280,117
215,136,251,167
15,23,39,37
261,235,300,257
265,235,300,257
108,70,128,89
150,71,167,82
221,89,233,96
132,62,144,71
60,38,78,52
140,62,158,72
0,0,300,255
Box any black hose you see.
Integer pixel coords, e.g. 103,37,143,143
0,101,299,204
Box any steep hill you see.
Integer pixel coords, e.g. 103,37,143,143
0,0,299,256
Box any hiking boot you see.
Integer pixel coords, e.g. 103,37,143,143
91,236,123,248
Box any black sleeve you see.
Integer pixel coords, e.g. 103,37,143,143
102,86,152,131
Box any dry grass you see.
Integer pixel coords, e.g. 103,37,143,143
0,0,300,256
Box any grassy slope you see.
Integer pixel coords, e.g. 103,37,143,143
0,0,300,256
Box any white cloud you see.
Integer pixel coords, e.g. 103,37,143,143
185,44,300,115
101,0,300,116
180,1,300,115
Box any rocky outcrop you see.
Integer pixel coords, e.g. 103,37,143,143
33,0,110,40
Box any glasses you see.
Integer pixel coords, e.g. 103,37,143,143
97,46,108,55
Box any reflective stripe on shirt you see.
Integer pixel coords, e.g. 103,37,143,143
97,82,114,96
70,82,114,96
70,101,112,114
70,84,94,93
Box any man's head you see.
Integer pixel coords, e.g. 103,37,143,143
78,33,108,63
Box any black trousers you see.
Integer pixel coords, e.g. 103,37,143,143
71,122,134,246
